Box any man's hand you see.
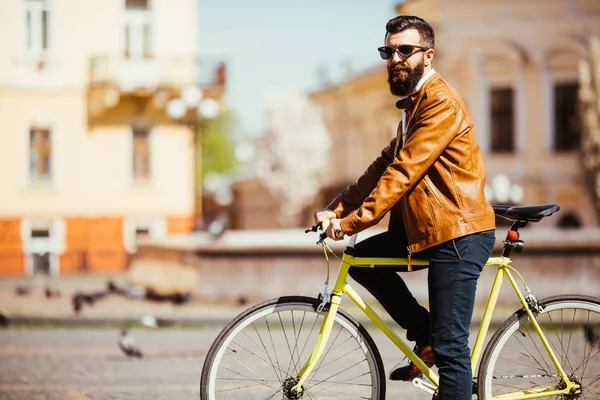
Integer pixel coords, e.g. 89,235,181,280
313,208,337,225
325,218,345,241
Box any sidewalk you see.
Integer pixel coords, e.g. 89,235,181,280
0,273,249,327
0,273,517,329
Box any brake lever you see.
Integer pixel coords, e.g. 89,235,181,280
316,232,327,245
305,221,324,234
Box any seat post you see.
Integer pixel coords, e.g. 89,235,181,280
501,220,527,258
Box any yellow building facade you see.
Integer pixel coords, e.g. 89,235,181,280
310,0,600,229
0,0,225,276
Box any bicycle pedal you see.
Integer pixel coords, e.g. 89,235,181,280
411,377,436,395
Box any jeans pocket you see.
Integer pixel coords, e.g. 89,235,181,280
451,235,473,259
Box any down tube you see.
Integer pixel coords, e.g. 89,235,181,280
344,283,440,387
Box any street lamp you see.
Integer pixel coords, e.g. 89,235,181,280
485,173,524,204
166,85,221,228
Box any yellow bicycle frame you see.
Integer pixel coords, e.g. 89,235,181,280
291,253,581,399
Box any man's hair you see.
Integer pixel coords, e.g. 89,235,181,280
385,15,435,49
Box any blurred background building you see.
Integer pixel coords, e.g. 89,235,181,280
234,0,600,229
0,0,226,276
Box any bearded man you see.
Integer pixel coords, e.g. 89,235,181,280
313,15,496,400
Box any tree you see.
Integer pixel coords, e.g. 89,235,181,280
579,36,600,223
256,92,332,227
198,110,239,180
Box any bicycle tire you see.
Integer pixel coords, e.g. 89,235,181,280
477,294,600,399
200,295,386,399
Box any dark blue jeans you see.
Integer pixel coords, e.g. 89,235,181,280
348,229,495,400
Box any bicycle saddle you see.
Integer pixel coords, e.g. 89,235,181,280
492,204,560,222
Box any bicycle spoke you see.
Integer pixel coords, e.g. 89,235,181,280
251,320,284,382
479,297,600,400
201,298,382,399
263,315,285,382
226,339,291,379
217,362,279,391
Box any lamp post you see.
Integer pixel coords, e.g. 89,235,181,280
166,86,220,229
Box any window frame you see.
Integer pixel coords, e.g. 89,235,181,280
28,126,53,184
23,0,51,57
552,81,581,153
132,126,152,183
489,86,515,153
123,0,153,59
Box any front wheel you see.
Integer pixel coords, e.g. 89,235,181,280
200,296,386,399
477,294,600,399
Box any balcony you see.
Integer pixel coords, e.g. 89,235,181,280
87,54,226,127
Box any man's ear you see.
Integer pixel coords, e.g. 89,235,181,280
424,49,435,67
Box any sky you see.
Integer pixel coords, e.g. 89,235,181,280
198,0,398,137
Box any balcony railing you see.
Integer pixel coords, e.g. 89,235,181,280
89,54,225,92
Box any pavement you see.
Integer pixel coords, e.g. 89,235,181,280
0,272,522,330
0,273,251,328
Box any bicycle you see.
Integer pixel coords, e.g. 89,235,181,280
200,203,600,399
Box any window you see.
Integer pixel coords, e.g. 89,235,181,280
126,0,149,10
557,213,581,229
29,127,52,182
124,0,153,58
135,227,150,236
132,127,151,182
24,0,49,55
490,88,514,153
554,83,581,152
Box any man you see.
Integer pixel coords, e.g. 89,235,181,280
314,15,496,400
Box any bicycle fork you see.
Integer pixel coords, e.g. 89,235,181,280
290,293,343,396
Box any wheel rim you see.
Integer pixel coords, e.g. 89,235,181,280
482,299,600,399
205,301,381,399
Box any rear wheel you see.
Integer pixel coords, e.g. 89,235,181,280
200,296,386,399
477,295,600,399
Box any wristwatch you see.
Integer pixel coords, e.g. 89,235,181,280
334,230,345,239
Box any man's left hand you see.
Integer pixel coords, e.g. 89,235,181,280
325,219,345,241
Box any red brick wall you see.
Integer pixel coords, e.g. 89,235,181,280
0,220,24,276
61,217,128,274
167,215,194,234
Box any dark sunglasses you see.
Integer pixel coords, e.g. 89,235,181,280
378,45,429,60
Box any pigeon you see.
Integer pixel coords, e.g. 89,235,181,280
584,324,600,348
44,286,61,299
140,315,175,328
72,292,85,314
207,213,228,240
15,286,30,296
119,329,143,358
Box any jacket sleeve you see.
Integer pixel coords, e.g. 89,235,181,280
340,95,465,235
326,137,396,218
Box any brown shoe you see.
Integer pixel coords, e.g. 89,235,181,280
389,344,435,381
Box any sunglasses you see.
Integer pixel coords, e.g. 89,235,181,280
378,45,430,60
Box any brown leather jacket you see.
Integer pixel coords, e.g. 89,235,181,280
327,72,496,253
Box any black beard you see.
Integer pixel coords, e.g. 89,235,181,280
387,59,425,97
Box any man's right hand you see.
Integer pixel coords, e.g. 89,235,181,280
313,208,337,225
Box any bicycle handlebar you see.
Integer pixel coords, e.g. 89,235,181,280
306,220,345,244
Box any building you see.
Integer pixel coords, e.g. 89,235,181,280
309,0,600,229
0,0,225,276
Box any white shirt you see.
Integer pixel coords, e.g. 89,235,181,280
400,68,436,144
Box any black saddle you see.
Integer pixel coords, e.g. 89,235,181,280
492,204,560,222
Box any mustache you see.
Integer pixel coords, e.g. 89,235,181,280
389,65,410,73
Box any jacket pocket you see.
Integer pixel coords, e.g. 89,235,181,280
406,181,437,235
423,176,443,207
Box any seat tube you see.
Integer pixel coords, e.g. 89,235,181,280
471,265,504,371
